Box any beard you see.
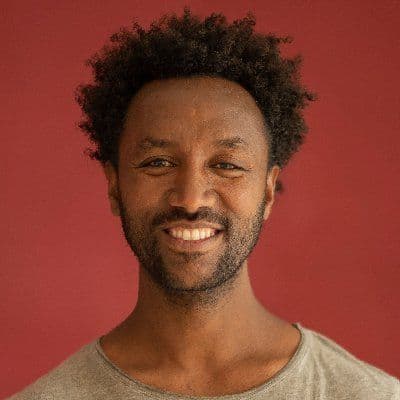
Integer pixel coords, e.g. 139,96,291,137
116,190,267,308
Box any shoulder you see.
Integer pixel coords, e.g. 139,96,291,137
303,325,400,399
5,341,99,400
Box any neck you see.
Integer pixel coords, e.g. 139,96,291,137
104,261,286,371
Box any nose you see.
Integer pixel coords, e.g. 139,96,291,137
167,163,217,214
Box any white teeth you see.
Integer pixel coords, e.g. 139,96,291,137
185,229,198,240
175,230,183,239
168,228,217,240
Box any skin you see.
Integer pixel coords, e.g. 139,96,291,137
101,76,301,396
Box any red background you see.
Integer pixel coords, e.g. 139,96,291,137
1,0,399,397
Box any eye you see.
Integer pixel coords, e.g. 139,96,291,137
141,158,174,168
213,162,242,170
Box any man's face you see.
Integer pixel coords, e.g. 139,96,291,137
104,76,280,304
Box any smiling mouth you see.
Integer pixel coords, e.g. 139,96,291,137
161,229,224,252
164,228,222,240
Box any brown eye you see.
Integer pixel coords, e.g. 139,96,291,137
214,162,242,170
142,158,174,168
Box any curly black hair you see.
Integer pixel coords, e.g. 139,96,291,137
75,7,316,193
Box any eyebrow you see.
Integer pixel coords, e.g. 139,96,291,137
137,135,249,150
215,136,249,149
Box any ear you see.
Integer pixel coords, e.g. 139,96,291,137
263,165,280,221
103,161,121,217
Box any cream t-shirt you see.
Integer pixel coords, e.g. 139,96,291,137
5,322,400,399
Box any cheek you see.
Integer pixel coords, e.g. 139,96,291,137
118,175,161,220
120,169,158,198
220,177,265,215
124,194,159,221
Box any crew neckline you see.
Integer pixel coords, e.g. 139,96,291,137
93,321,308,400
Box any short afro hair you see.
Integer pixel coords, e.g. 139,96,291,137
75,7,316,193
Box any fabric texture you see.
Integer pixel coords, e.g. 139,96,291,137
5,322,400,400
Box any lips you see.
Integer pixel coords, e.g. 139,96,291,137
160,221,224,231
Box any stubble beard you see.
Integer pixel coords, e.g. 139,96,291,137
117,193,267,308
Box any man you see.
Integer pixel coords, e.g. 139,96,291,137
7,8,399,400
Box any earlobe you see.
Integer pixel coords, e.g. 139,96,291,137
109,191,121,217
103,161,121,217
263,199,272,221
263,165,280,221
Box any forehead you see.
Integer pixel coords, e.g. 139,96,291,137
121,76,268,150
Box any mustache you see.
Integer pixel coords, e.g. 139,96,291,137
152,207,229,231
